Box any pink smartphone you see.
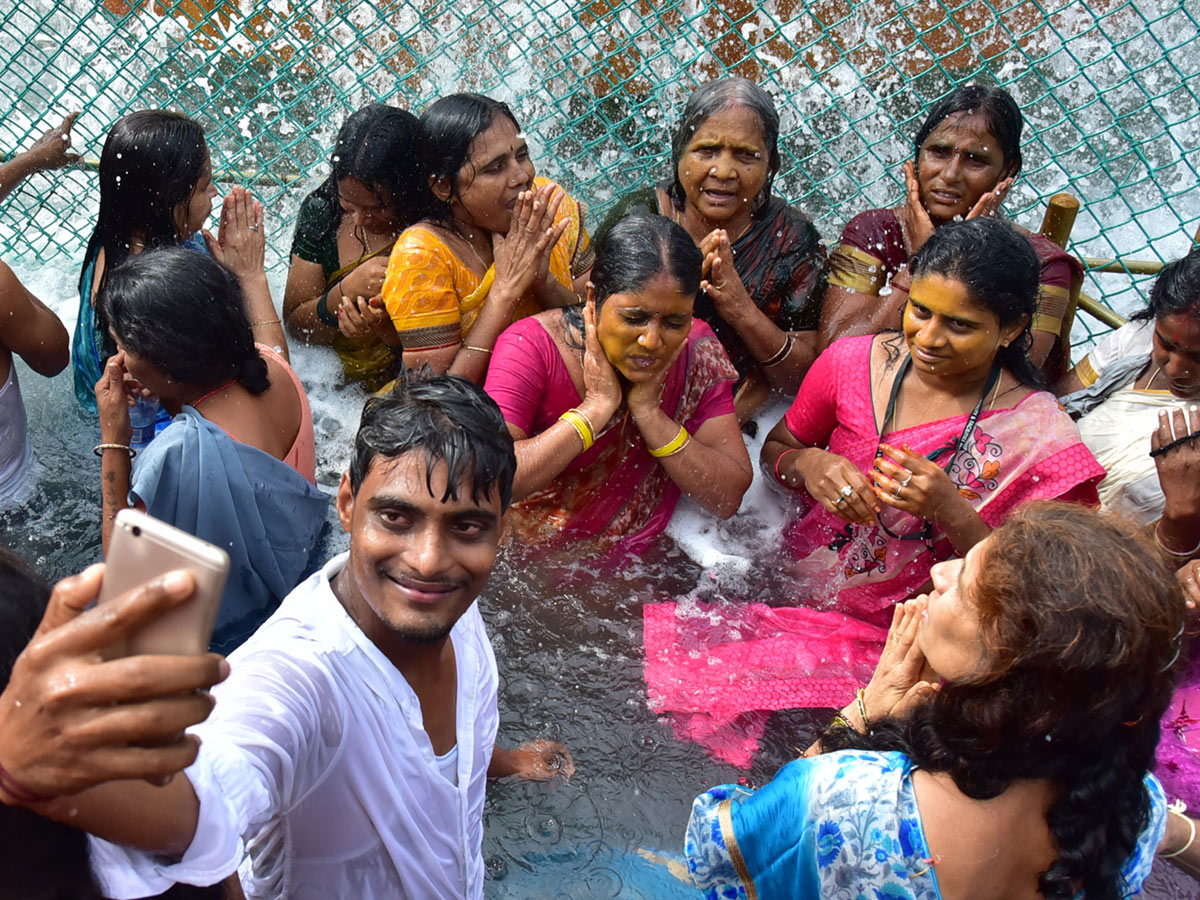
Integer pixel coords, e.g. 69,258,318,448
99,509,230,657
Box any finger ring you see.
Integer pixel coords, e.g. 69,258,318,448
248,224,259,232
834,495,847,505
898,472,913,487
713,280,727,290
893,487,903,500
839,484,854,499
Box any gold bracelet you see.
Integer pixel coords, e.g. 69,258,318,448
463,345,492,355
1163,801,1196,858
648,424,689,458
855,688,869,729
92,443,136,459
559,409,595,451
760,334,794,368
250,318,281,327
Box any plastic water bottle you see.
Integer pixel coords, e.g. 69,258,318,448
129,393,160,451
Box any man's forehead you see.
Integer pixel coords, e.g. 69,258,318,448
362,451,496,510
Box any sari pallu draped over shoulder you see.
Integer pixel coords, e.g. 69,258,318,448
644,335,1104,766
486,318,737,556
131,407,329,653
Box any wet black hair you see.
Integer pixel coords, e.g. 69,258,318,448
349,368,517,511
82,110,209,354
908,217,1045,388
913,84,1024,179
667,76,781,217
562,213,702,348
0,549,104,899
415,92,522,227
308,104,422,248
101,247,270,394
1133,245,1200,323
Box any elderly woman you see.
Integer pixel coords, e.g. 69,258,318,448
596,77,827,421
818,84,1081,381
484,213,751,556
1059,246,1200,818
685,502,1186,900
644,220,1102,767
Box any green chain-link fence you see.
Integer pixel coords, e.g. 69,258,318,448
1,0,1197,350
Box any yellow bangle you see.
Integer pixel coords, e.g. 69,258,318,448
559,409,595,451
648,424,689,458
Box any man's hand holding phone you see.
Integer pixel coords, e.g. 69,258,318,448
0,563,229,806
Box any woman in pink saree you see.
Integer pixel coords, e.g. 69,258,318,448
645,219,1104,766
484,213,752,557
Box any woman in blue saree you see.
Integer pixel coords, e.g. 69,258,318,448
686,502,1188,900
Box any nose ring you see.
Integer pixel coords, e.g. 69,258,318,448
637,334,648,346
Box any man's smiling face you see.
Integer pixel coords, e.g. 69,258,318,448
335,451,502,645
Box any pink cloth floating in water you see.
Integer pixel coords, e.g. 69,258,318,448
1156,655,1200,810
643,602,886,767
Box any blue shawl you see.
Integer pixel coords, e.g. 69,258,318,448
130,406,329,652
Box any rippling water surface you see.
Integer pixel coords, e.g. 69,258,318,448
10,242,1200,897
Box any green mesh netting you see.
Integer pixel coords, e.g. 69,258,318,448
1,0,1197,350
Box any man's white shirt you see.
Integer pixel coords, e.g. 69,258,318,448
91,552,499,899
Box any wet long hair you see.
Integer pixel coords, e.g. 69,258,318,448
307,104,422,248
81,110,209,353
415,93,522,228
908,217,1044,388
666,77,781,217
350,368,517,511
1133,245,1200,323
824,502,1186,900
101,247,269,395
562,213,702,350
912,84,1024,179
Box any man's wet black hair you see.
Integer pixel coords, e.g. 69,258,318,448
349,369,516,511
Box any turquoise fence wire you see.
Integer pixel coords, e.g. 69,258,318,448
0,0,1197,350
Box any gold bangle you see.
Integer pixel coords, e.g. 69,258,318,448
463,345,492,355
250,318,281,327
93,443,136,459
559,409,595,451
855,688,869,729
1163,802,1196,858
760,334,794,368
648,424,689,458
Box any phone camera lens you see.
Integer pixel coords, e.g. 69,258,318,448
131,526,142,537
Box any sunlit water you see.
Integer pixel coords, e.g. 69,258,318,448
6,259,1197,897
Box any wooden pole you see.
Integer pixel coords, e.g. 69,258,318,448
1039,193,1079,249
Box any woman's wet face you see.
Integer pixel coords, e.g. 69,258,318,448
338,177,401,236
596,272,694,383
677,104,769,228
176,152,217,237
1152,310,1200,399
916,113,1010,224
904,273,1024,382
109,334,172,400
449,115,535,234
918,538,991,682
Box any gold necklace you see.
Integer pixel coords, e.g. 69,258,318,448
1146,366,1163,390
